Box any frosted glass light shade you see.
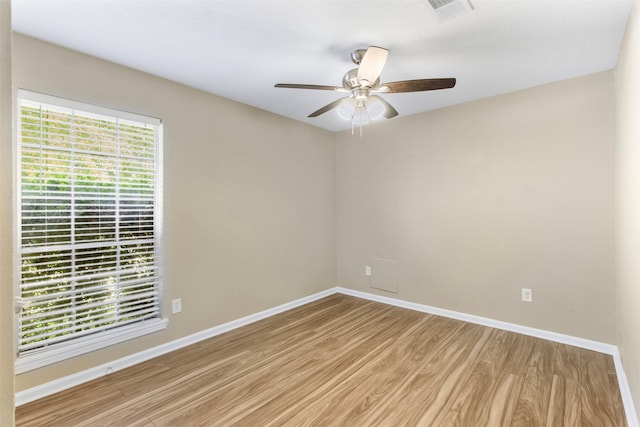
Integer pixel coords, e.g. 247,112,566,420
337,97,385,123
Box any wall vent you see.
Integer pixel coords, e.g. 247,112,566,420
428,0,474,21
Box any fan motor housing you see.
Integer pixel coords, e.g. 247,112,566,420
342,68,380,90
342,69,359,89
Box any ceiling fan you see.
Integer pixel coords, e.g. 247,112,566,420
275,46,456,132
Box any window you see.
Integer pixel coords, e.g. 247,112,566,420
16,90,166,372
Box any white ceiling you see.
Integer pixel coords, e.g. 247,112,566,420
12,0,632,132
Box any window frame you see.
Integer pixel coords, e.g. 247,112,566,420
15,89,167,374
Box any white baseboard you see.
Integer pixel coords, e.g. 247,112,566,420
15,287,337,406
337,287,616,353
15,285,639,426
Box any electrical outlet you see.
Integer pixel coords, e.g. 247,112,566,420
365,265,372,277
521,288,533,303
172,298,182,314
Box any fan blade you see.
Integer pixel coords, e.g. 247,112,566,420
275,83,344,91
357,46,389,85
308,97,348,118
369,95,398,119
382,78,456,93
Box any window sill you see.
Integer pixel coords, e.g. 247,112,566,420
16,318,169,374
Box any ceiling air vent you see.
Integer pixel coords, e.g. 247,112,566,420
428,0,474,21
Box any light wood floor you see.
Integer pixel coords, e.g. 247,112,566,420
16,294,627,426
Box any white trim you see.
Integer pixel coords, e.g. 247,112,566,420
155,123,164,318
15,287,336,406
15,286,639,426
17,89,161,126
337,287,616,353
16,318,169,374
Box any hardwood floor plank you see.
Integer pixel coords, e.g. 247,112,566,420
508,340,556,426
487,373,525,427
372,322,492,426
580,349,621,427
436,329,524,426
563,377,582,427
15,295,628,427
416,324,493,426
546,374,565,427
554,342,581,382
75,411,156,427
504,334,538,377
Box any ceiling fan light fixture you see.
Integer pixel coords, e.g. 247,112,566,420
365,97,385,120
337,97,385,123
353,102,370,126
337,98,356,121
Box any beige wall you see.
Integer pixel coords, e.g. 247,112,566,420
12,34,337,391
337,71,616,343
615,0,640,412
0,0,14,425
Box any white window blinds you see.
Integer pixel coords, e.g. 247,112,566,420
17,91,163,359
